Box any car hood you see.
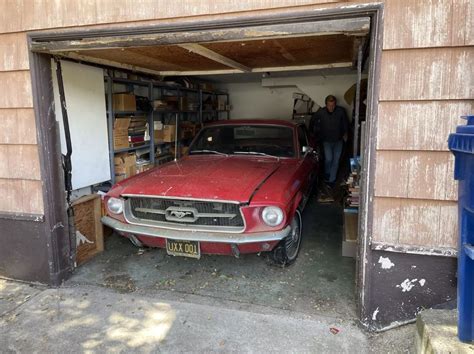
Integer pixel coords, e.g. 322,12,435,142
117,155,282,203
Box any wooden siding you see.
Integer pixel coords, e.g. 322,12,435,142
0,0,340,34
0,179,43,214
0,32,29,71
377,101,473,151
383,0,473,49
0,109,37,145
373,197,458,248
0,71,33,108
374,150,456,201
379,47,473,101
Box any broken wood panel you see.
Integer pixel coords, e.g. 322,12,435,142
379,47,473,101
0,109,37,144
0,178,44,214
399,199,457,248
372,197,401,244
202,34,355,68
0,71,33,108
377,101,473,151
374,150,457,201
383,0,453,50
0,145,41,180
452,0,474,46
0,0,340,33
0,32,29,71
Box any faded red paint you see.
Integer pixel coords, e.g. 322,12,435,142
105,119,318,256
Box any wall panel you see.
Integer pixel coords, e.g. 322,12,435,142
0,179,44,214
0,32,29,71
0,71,33,108
0,109,37,145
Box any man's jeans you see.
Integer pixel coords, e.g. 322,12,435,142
323,140,343,183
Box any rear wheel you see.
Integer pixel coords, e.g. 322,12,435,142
271,210,302,266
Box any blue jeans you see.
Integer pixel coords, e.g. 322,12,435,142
323,141,343,183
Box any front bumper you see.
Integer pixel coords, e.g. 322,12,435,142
101,216,291,244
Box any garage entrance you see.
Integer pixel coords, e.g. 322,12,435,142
28,5,382,326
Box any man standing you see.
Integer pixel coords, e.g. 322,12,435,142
310,95,348,186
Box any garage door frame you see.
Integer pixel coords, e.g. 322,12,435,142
26,2,384,326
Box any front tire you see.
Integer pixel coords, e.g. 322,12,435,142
271,210,302,266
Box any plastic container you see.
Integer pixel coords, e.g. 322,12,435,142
448,115,474,343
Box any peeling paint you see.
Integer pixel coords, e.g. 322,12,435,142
378,256,395,269
397,278,419,292
419,279,426,287
372,307,379,321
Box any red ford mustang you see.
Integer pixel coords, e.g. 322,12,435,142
102,119,319,265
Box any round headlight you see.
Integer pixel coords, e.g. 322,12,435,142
262,206,284,227
107,197,123,214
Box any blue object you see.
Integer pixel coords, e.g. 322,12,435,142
448,115,474,343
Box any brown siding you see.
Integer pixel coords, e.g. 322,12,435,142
0,71,33,108
373,197,458,248
379,47,473,101
0,32,29,71
0,109,37,145
0,179,43,214
383,0,473,49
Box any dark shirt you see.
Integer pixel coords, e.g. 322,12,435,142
310,106,348,143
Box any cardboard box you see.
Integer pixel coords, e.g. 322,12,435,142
343,211,358,241
163,124,176,142
137,162,152,174
113,93,136,111
113,118,131,149
114,153,136,179
72,194,104,265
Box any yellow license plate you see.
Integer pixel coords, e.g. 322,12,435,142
166,239,200,259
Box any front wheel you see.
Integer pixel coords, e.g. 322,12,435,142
270,210,302,266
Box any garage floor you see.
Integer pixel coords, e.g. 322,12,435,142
68,197,356,320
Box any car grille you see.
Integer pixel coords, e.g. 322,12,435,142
125,196,245,232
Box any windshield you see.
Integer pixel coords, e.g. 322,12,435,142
189,125,295,158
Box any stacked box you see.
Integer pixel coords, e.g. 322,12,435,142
155,124,176,143
114,153,136,182
113,118,131,149
113,93,136,111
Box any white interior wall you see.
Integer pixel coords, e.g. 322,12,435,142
216,73,362,121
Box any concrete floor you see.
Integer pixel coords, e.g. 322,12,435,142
68,198,357,321
0,197,416,353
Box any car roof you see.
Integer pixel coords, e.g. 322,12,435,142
204,119,298,128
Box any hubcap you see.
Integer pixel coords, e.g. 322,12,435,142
285,214,301,260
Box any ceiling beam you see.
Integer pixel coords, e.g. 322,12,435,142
178,43,251,72
156,62,353,76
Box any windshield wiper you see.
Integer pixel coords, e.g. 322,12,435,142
233,151,279,159
190,149,228,156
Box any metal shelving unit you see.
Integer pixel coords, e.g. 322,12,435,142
106,75,230,183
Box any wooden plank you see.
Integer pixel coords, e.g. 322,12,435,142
398,199,456,248
0,1,341,34
374,151,410,198
0,145,41,180
383,0,452,50
0,109,37,144
437,201,458,248
372,197,401,244
374,151,458,201
379,48,473,101
452,0,474,46
377,101,473,151
179,43,251,72
0,71,33,108
406,151,451,200
0,179,43,214
0,32,29,71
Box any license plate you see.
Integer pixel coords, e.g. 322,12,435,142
166,239,200,259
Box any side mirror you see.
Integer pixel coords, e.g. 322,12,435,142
302,146,313,154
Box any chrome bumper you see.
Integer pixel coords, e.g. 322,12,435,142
101,216,290,244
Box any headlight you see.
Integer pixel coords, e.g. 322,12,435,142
107,197,124,214
261,206,284,227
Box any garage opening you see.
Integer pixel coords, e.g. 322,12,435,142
29,12,378,322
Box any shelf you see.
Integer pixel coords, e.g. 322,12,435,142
109,110,148,116
114,144,151,153
110,77,150,87
153,110,199,114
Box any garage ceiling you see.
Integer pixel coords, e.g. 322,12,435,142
31,17,370,76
